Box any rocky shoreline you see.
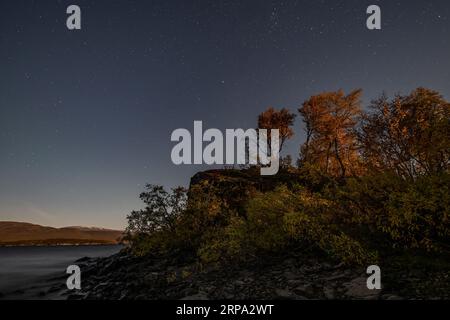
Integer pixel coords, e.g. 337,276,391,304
52,248,448,300
3,247,447,300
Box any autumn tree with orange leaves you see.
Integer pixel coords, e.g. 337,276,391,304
358,88,450,179
298,89,363,177
258,107,296,153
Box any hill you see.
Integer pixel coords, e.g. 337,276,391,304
0,221,123,246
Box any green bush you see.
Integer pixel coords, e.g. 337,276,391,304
125,169,449,267
196,185,377,265
335,172,450,251
125,184,187,256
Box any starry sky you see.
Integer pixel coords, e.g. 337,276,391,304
0,0,449,229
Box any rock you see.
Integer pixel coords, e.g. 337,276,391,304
287,279,303,286
239,270,253,278
382,294,403,300
332,262,346,269
284,271,299,280
223,292,234,300
243,277,254,283
47,285,62,293
321,263,332,270
271,270,283,275
283,259,296,266
199,285,216,293
324,271,348,281
180,287,197,297
85,292,100,300
181,292,209,300
275,288,296,300
144,272,160,283
76,256,92,263
93,282,109,291
67,292,86,300
119,291,129,300
344,277,381,300
323,287,335,299
293,284,314,296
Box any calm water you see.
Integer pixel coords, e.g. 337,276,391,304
0,245,122,294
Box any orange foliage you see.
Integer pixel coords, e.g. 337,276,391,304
258,107,296,152
359,88,450,178
298,89,363,177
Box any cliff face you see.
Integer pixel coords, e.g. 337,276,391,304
189,168,298,189
188,168,271,216
0,221,123,245
188,167,325,192
188,168,317,216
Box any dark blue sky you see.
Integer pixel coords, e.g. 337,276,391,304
0,0,449,229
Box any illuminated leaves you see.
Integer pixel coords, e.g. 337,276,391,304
299,89,363,177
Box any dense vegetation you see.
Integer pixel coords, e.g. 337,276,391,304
125,88,449,268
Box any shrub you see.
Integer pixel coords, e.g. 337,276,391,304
125,184,187,256
196,185,377,265
336,172,450,251
125,170,448,266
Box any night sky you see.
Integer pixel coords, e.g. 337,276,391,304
0,0,449,229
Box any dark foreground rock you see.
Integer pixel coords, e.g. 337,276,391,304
58,249,449,300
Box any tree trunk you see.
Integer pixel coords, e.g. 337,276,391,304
334,138,346,177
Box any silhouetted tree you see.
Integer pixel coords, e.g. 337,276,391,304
126,184,187,236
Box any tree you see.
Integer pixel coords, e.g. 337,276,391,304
298,89,363,177
358,88,450,179
126,184,187,236
257,107,296,153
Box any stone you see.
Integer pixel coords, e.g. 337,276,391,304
284,271,299,280
67,292,86,300
324,271,348,281
383,294,403,300
321,263,332,270
293,284,314,296
75,256,92,263
344,277,380,300
223,292,234,300
323,287,335,299
332,262,346,269
275,288,296,299
283,259,296,266
181,292,209,300
287,279,303,286
47,285,62,293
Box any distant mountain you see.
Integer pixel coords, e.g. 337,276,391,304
0,221,124,246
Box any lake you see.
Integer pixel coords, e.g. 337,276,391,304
0,245,122,297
